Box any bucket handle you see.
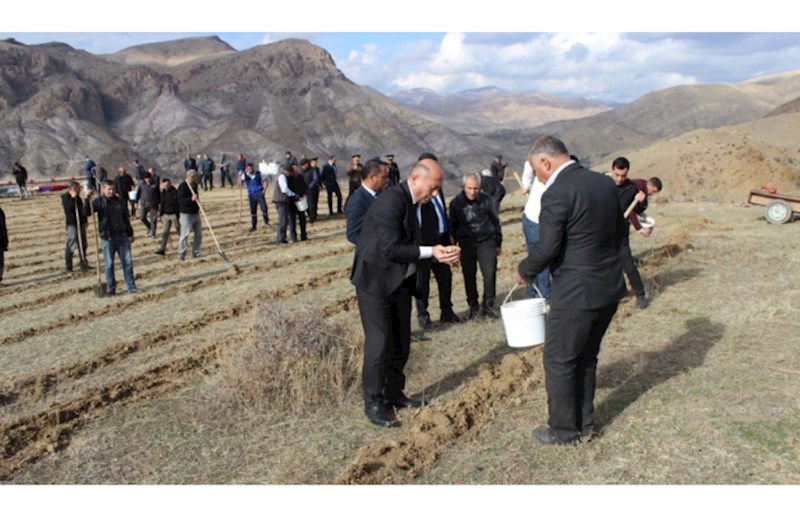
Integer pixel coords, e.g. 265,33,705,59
502,281,543,306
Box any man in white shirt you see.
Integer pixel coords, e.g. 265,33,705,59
521,160,552,300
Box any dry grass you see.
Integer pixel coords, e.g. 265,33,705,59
3,192,800,486
216,301,361,414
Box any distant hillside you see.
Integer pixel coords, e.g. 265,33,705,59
593,112,800,203
392,86,611,133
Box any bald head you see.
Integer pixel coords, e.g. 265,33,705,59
408,158,444,204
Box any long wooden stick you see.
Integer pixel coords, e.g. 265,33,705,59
186,183,240,272
623,197,639,219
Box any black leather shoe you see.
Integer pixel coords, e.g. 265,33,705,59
531,426,580,446
440,311,462,324
386,395,428,410
636,296,648,309
467,306,480,320
364,403,399,427
480,307,500,319
418,314,432,329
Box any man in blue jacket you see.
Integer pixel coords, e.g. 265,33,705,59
243,163,270,231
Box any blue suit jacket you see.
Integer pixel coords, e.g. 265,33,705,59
345,185,377,245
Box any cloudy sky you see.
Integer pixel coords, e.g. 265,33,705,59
3,2,796,104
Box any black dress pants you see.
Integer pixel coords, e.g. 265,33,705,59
543,302,618,441
460,238,498,310
415,258,454,318
619,236,645,297
356,277,414,405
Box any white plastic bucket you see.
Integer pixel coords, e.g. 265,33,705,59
128,189,138,201
638,214,655,229
500,283,546,348
295,195,309,212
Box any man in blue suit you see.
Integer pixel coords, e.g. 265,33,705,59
345,158,389,245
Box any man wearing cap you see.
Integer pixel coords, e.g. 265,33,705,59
321,154,343,215
304,157,322,222
386,154,400,187
272,161,300,244
177,170,202,260
346,154,364,200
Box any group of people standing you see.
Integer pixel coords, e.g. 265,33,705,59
346,138,662,447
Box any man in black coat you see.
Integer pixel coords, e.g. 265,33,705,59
177,170,202,260
154,178,180,256
61,182,90,273
450,173,503,319
414,152,459,326
321,155,343,215
351,158,461,427
516,136,627,446
86,181,139,295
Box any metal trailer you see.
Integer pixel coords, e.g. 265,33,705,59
748,188,800,224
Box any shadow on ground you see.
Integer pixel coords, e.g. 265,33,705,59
595,316,725,430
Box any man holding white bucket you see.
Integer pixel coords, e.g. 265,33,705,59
516,136,627,446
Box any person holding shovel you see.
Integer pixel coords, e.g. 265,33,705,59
610,157,650,309
154,178,180,256
177,169,202,260
86,181,139,295
61,182,91,273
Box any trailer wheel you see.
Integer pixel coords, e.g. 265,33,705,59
764,199,793,224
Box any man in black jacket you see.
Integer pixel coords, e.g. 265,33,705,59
321,155,343,215
86,181,138,295
516,136,626,445
138,169,160,238
13,162,29,200
351,158,461,427
416,182,460,326
154,178,180,256
177,170,202,260
450,173,503,319
114,166,136,216
61,182,90,273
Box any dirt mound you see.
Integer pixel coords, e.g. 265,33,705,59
335,352,541,484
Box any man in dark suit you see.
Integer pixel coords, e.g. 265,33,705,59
351,158,461,427
346,158,389,245
516,136,627,445
414,152,459,326
321,155,343,215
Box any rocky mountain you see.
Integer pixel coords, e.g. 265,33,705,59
392,86,611,133
1,35,799,203
0,37,501,183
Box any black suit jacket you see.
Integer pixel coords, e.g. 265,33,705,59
419,191,450,246
351,181,420,298
518,162,627,310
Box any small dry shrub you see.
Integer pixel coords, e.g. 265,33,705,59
219,301,361,414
